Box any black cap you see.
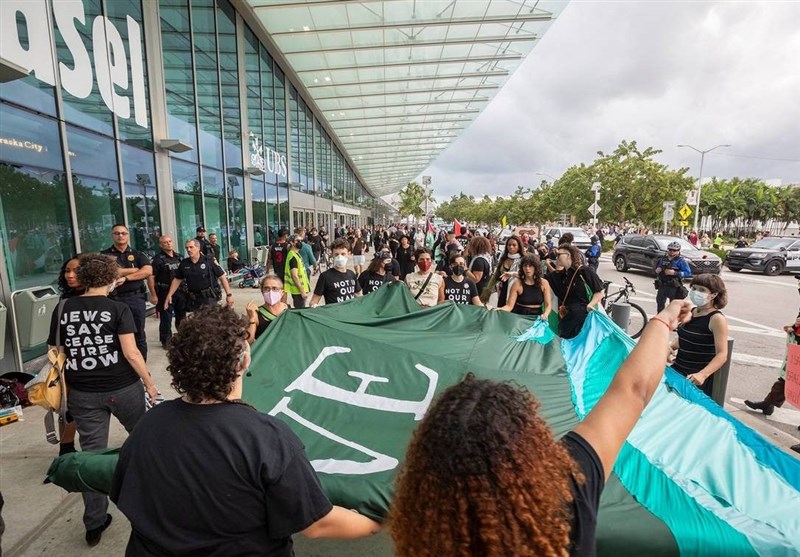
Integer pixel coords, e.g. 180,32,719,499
196,226,206,232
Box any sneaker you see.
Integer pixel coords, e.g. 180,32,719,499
85,514,112,546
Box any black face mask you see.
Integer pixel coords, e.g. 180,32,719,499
452,265,465,276
383,263,393,272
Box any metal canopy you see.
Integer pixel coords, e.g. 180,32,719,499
246,0,567,196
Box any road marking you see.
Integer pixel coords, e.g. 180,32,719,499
727,325,786,338
730,353,784,368
730,397,800,427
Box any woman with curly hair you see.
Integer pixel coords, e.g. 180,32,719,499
111,305,381,556
498,253,552,319
47,253,157,546
391,300,693,557
485,235,524,305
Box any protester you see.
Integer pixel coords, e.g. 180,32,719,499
654,241,691,312
246,275,289,343
284,234,310,308
110,305,381,555
547,244,604,339
405,248,444,308
744,277,800,453
498,253,551,318
439,253,482,306
351,229,368,276
54,255,84,456
227,250,245,273
311,238,361,306
48,253,158,546
358,253,392,295
465,236,493,296
391,301,693,556
377,245,401,280
669,274,730,399
395,236,415,279
487,235,523,305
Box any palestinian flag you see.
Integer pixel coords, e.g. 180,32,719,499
47,284,800,555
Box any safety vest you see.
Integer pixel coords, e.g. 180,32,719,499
284,249,309,295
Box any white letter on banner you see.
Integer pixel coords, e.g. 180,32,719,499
126,16,148,128
285,346,438,420
92,16,130,119
269,397,399,475
53,1,93,99
0,0,55,85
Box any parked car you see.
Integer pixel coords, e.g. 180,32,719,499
613,235,721,276
541,227,592,250
725,237,800,275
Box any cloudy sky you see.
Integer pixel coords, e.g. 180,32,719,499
414,1,800,202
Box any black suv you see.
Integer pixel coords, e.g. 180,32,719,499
725,237,800,275
613,235,721,276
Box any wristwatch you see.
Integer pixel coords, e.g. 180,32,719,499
226,292,233,297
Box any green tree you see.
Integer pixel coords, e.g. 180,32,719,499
397,181,432,219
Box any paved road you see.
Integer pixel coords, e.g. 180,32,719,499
597,254,800,442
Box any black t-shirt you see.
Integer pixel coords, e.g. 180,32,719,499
270,242,290,278
562,431,604,557
443,276,478,304
358,270,391,295
47,296,139,392
547,267,604,306
314,268,360,304
101,245,150,295
308,235,323,253
110,400,333,557
228,257,245,272
352,238,366,255
175,256,224,292
468,255,492,293
395,246,415,277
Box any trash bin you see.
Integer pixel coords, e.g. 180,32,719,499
0,301,7,360
13,286,60,350
710,338,735,407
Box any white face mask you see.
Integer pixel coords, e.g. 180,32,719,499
689,290,710,307
263,290,282,305
333,255,348,269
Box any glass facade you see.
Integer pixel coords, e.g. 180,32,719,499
0,0,376,369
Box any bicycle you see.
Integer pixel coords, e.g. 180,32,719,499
600,277,648,339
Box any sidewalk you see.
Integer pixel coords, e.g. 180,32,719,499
1,278,797,556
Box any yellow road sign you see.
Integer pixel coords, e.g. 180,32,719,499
679,204,692,220
679,220,689,226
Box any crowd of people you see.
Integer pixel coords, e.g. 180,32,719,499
39,218,798,552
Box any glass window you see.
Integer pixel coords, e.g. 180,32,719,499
53,0,114,136
202,166,228,258
251,177,267,247
227,173,245,257
65,125,123,252
266,179,278,243
192,0,223,169
217,0,242,175
274,66,287,169
289,86,300,186
106,0,153,149
121,144,159,256
0,104,74,291
277,184,289,231
171,158,202,251
260,47,276,155
0,7,57,116
160,0,198,162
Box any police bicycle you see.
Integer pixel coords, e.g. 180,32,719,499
600,277,648,339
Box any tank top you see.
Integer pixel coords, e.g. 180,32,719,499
516,281,544,306
673,310,722,375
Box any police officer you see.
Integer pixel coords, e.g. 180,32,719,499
146,236,183,348
655,240,692,312
102,223,152,360
164,239,234,314
194,226,215,258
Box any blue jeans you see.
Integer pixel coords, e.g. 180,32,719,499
68,381,146,530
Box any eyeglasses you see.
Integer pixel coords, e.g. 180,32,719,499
112,231,128,236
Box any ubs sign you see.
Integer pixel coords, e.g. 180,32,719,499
0,0,148,128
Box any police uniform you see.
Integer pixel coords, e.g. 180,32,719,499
195,236,215,259
654,254,692,312
102,244,151,360
175,255,225,312
151,250,183,344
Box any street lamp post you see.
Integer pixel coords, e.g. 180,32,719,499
535,171,556,182
677,144,730,231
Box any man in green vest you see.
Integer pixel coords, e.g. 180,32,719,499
284,234,310,308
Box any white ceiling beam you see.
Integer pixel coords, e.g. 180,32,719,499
283,34,538,56
306,70,509,88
